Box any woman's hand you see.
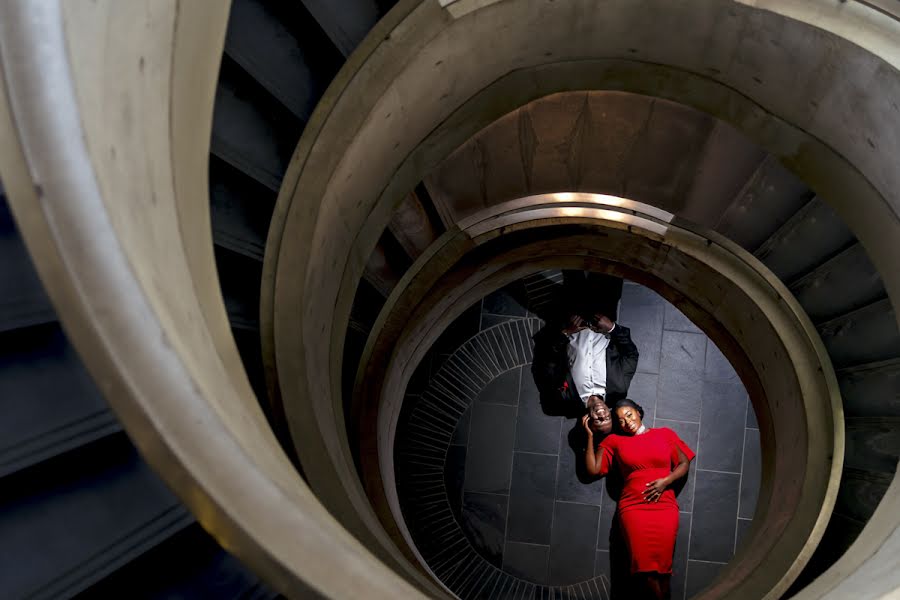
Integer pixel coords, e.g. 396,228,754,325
643,478,668,502
581,414,593,437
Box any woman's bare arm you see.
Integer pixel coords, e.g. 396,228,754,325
643,445,692,502
582,414,605,477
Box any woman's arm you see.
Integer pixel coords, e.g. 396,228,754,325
643,445,692,502
582,415,607,477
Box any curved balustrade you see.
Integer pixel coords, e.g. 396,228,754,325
0,2,428,598
0,0,898,599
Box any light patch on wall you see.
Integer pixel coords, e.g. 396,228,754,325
439,0,505,19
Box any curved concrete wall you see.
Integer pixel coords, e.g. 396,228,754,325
0,2,429,598
0,0,897,598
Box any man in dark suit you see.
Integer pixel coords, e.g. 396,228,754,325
531,310,639,412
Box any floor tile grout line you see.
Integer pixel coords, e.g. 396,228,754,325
464,490,511,499
501,325,521,371
501,367,523,572
478,298,483,333
477,335,504,375
734,407,750,555
687,559,729,565
491,327,511,371
467,562,492,599
505,540,551,548
683,335,709,600
500,323,520,368
470,565,498,600
696,468,742,476
514,321,530,365
556,499,603,508
482,310,529,319
514,450,560,457
457,345,495,382
494,327,513,372
482,330,503,372
445,350,489,388
654,296,665,381
428,378,471,413
436,365,481,401
461,364,478,506
546,416,564,586
593,491,603,580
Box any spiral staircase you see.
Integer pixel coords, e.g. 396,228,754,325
0,1,899,599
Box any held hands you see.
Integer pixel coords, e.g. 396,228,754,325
643,478,668,503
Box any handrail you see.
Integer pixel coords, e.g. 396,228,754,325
854,0,900,21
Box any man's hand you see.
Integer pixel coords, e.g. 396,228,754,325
591,314,615,334
562,315,586,335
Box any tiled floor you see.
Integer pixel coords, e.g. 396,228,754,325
396,276,761,600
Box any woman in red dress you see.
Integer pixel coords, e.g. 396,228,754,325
583,399,695,600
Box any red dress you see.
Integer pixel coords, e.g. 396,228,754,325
597,427,695,574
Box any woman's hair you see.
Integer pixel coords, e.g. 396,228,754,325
614,398,645,420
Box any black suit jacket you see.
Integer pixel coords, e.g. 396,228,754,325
531,323,639,408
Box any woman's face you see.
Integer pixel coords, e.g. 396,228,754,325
616,405,643,435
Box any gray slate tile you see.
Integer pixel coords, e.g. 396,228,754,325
625,372,658,426
548,501,600,585
461,491,508,567
445,444,467,519
618,283,665,375
507,452,558,545
555,422,605,506
698,380,748,473
465,402,517,494
503,542,550,585
671,512,692,600
478,368,521,406
516,367,563,455
735,518,753,554
664,302,703,334
685,560,726,598
689,471,740,562
746,399,759,429
704,339,740,383
656,331,706,421
483,284,529,317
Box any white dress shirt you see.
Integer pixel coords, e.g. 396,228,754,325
566,323,615,404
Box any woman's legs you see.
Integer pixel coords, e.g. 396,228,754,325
637,572,671,600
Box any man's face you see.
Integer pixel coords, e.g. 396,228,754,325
587,396,612,435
